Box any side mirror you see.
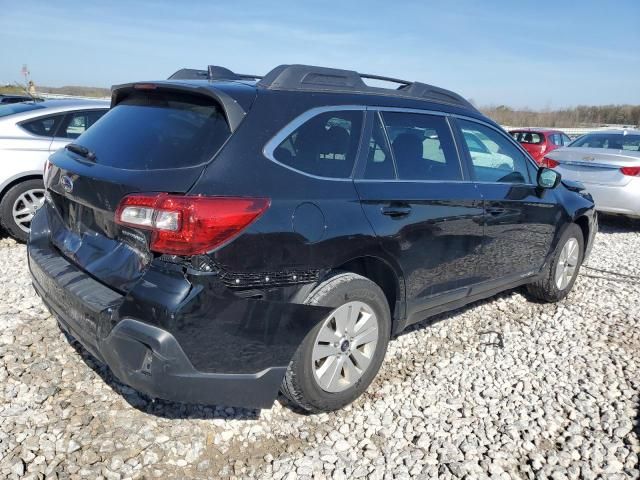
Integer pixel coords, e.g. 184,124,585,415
537,167,561,189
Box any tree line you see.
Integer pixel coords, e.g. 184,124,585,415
3,82,639,129
480,104,640,128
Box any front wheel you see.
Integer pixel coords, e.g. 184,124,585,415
280,272,391,413
526,223,584,302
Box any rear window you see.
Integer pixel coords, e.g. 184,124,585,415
511,131,544,144
21,114,63,137
570,133,640,151
272,110,363,178
74,91,231,170
0,102,45,118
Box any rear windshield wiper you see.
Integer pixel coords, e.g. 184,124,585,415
65,143,97,161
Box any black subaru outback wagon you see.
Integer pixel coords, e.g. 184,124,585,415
28,64,596,412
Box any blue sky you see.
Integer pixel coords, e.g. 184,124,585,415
1,0,639,108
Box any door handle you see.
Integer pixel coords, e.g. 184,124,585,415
382,205,412,217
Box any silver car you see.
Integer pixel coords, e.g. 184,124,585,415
0,99,109,240
544,129,640,218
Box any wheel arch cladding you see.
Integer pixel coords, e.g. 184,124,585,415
334,255,403,329
0,174,43,200
574,215,590,253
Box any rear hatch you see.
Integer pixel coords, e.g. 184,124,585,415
545,147,640,186
44,84,252,292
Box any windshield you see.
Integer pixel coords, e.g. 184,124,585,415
0,102,45,118
569,133,640,151
74,91,231,170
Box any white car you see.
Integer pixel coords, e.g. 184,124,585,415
544,129,640,218
0,99,109,240
462,130,515,169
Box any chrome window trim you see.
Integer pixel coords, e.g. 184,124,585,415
354,179,474,184
353,178,537,187
262,104,542,186
262,105,367,182
374,106,448,117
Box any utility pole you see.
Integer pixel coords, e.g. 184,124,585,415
21,64,30,84
21,64,37,97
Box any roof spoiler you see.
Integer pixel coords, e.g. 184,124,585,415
168,64,476,110
110,82,248,132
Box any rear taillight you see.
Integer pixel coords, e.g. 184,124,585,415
115,194,270,255
620,166,640,177
541,157,559,168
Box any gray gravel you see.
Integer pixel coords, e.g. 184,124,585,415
0,216,639,479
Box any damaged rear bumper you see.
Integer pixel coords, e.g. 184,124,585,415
29,251,286,408
28,211,328,409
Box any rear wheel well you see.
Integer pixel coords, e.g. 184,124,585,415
574,216,589,253
335,256,400,324
0,175,43,201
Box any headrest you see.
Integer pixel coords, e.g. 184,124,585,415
324,126,350,156
392,133,423,160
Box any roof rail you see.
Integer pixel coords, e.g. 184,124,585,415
168,66,262,81
167,64,475,110
257,64,476,110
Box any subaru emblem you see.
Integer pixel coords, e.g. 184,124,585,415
60,175,74,193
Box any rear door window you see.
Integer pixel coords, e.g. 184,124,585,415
458,120,531,184
58,110,107,139
74,91,231,170
380,112,461,181
273,110,363,178
20,114,64,137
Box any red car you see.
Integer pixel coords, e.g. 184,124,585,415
509,129,572,164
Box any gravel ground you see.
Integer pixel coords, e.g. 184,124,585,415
0,216,639,480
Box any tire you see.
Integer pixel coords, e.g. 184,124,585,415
526,223,584,302
280,272,391,413
0,179,45,242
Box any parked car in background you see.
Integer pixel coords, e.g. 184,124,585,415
542,129,640,218
0,94,39,104
0,99,109,240
510,128,572,164
29,64,596,413
463,130,516,169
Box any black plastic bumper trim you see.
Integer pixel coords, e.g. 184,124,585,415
100,319,285,409
29,248,286,409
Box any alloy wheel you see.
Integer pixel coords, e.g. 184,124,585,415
12,188,45,233
555,237,579,290
311,300,379,393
